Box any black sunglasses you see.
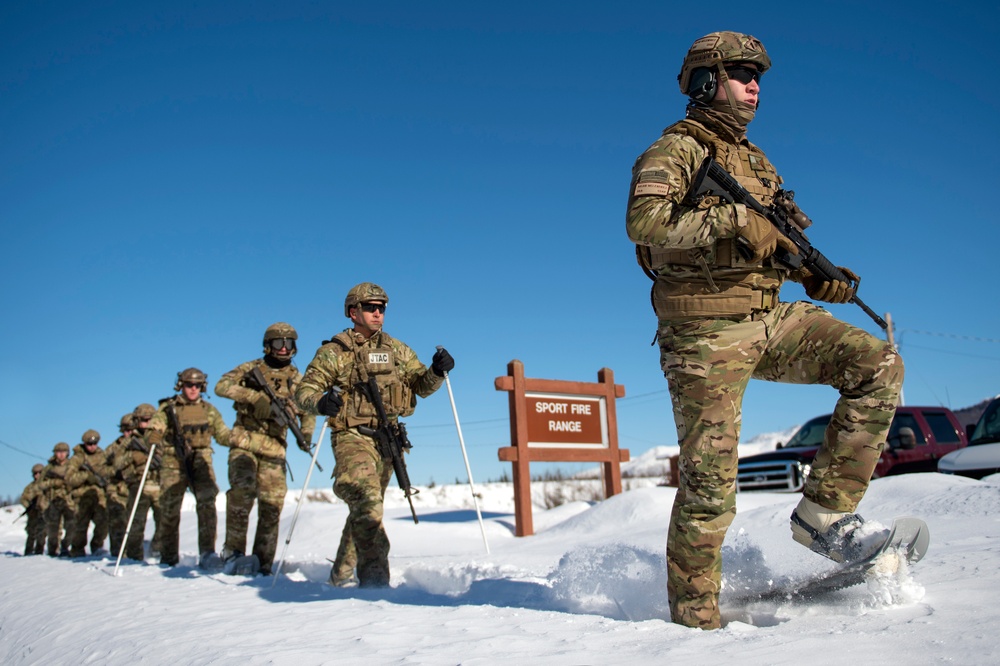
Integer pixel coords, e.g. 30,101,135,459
725,65,761,85
360,303,386,314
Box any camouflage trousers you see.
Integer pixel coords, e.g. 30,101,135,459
69,487,108,556
106,483,130,558
158,448,218,565
124,479,161,561
24,510,46,555
331,429,393,587
658,301,903,629
224,439,287,573
44,498,75,557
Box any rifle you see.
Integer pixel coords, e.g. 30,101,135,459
81,460,108,488
355,376,420,524
688,157,887,331
16,496,37,522
128,437,162,471
246,366,323,473
165,403,197,487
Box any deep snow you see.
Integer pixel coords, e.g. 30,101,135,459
2,470,998,665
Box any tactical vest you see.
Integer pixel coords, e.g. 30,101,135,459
328,330,415,430
646,119,782,273
43,460,70,500
167,398,214,449
640,119,787,318
234,359,300,441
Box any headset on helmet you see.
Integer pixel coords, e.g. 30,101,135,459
174,367,208,392
344,282,389,318
677,31,770,104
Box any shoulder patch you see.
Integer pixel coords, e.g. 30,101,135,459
634,171,672,197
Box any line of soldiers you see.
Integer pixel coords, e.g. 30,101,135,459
17,283,452,587
17,322,303,573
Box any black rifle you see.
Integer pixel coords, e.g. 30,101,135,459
165,403,197,487
246,366,323,474
128,436,162,471
16,496,37,522
688,157,887,331
355,376,419,524
81,460,108,488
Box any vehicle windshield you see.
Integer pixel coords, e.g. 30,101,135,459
784,415,832,448
970,399,1000,446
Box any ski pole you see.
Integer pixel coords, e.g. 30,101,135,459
113,442,156,577
271,420,328,587
438,347,490,554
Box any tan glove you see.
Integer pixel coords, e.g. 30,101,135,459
740,211,798,263
803,266,858,304
251,393,272,420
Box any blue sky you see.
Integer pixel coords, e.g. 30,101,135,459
2,1,999,500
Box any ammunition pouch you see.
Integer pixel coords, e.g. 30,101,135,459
653,280,779,319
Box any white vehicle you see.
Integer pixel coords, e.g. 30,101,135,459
939,397,1000,480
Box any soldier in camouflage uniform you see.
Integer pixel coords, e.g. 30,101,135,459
148,368,231,567
296,283,454,587
19,464,48,555
65,429,111,556
626,32,904,629
214,322,315,574
115,403,164,561
39,442,75,557
104,413,138,557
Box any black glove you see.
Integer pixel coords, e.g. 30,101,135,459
149,452,162,471
432,347,455,376
317,390,343,418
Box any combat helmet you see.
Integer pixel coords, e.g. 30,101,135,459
263,321,298,360
174,367,208,392
133,403,157,423
32,463,44,475
53,442,70,453
677,31,770,104
119,413,135,432
344,282,389,318
82,429,100,445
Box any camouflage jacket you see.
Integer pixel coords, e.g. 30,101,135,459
112,429,161,486
215,357,314,446
149,394,231,461
296,328,443,431
20,478,48,514
38,457,73,504
626,112,802,319
102,435,132,498
65,444,111,497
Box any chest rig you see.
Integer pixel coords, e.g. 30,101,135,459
647,118,782,274
328,330,415,430
235,359,298,440
168,398,213,449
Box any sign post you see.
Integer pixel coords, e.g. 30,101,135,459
495,359,628,536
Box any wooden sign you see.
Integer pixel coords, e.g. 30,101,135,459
495,360,628,536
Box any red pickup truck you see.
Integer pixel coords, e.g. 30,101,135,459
736,406,968,492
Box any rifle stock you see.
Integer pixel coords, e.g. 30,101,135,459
689,157,887,331
356,376,419,524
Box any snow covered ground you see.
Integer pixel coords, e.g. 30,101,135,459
2,470,998,665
